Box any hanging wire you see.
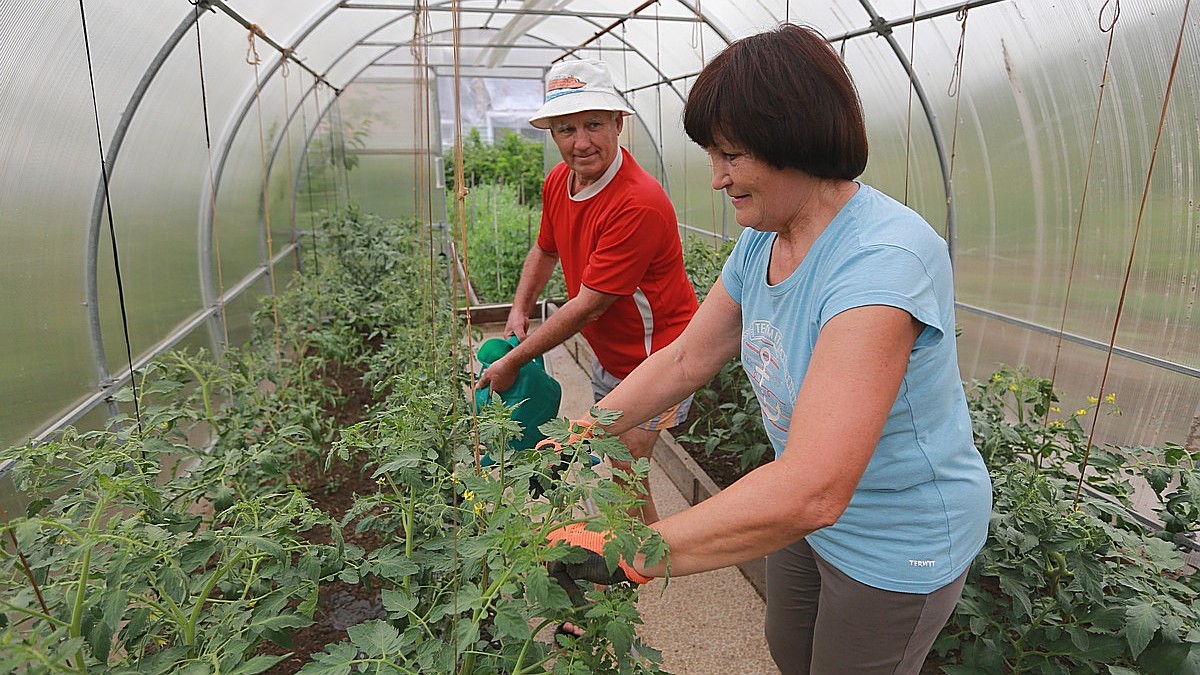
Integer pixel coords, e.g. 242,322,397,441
1073,0,1189,507
450,3,472,664
943,6,970,233
1050,0,1120,405
411,0,438,351
78,0,144,436
654,2,666,185
902,0,918,204
335,99,354,204
310,83,334,216
246,25,284,369
194,1,230,349
321,86,344,214
449,0,483,474
622,22,635,156
280,53,300,270
298,73,322,283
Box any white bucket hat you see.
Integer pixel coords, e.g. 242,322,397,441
529,58,635,129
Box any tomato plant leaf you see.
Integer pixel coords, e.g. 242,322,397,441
347,619,404,658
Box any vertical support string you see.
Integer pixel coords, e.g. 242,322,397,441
902,0,918,204
449,0,481,473
450,3,472,667
1074,0,1190,507
412,0,437,351
78,0,144,436
1050,0,1120,401
311,82,334,216
280,54,300,270
246,26,284,369
194,1,230,349
944,6,969,244
299,73,323,285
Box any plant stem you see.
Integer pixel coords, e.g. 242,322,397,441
184,549,247,653
69,495,107,675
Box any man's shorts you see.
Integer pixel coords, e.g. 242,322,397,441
590,359,692,432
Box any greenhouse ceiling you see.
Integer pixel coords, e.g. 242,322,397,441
0,0,1197,459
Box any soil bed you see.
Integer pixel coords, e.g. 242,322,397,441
255,357,386,674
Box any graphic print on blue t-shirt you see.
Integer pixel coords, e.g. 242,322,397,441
743,319,795,450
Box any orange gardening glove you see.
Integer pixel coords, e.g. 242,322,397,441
530,419,599,498
546,522,653,587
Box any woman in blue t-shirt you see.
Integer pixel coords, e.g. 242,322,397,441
545,23,992,675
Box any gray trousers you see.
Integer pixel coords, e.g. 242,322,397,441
764,538,968,675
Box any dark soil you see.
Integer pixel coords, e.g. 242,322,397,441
675,436,770,489
256,358,386,674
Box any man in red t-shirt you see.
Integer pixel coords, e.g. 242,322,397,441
477,58,698,523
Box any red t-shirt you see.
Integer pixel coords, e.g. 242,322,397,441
537,148,698,379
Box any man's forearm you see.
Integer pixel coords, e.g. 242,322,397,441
504,296,602,368
511,246,557,316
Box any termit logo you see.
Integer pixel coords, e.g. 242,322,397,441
909,560,936,567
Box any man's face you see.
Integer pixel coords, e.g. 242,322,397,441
548,110,624,185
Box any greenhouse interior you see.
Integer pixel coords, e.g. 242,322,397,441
1,0,1199,673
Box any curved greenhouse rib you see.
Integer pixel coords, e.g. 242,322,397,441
852,0,959,265
84,10,200,422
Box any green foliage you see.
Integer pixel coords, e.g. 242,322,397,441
448,129,546,204
458,183,545,303
675,360,771,473
0,207,666,673
681,237,734,303
677,238,768,472
0,400,339,673
933,366,1200,673
312,396,667,674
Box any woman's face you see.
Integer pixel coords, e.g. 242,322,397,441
705,138,806,233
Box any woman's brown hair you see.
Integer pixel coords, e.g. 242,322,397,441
683,23,868,180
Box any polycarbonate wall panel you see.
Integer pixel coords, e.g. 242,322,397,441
340,77,445,221
1,6,98,446
847,25,952,236
931,1,1199,448
95,30,211,377
958,311,1200,453
301,8,402,86
0,2,191,446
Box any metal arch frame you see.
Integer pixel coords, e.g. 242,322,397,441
321,33,710,197
66,0,991,447
844,0,996,267
77,0,727,408
320,0,734,179
329,28,686,186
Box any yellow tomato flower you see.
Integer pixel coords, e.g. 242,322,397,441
1050,406,1060,413
1087,396,1099,403
1075,409,1088,417
463,490,475,502
1105,393,1116,403
473,502,485,516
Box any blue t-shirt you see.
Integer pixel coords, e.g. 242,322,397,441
721,183,992,593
